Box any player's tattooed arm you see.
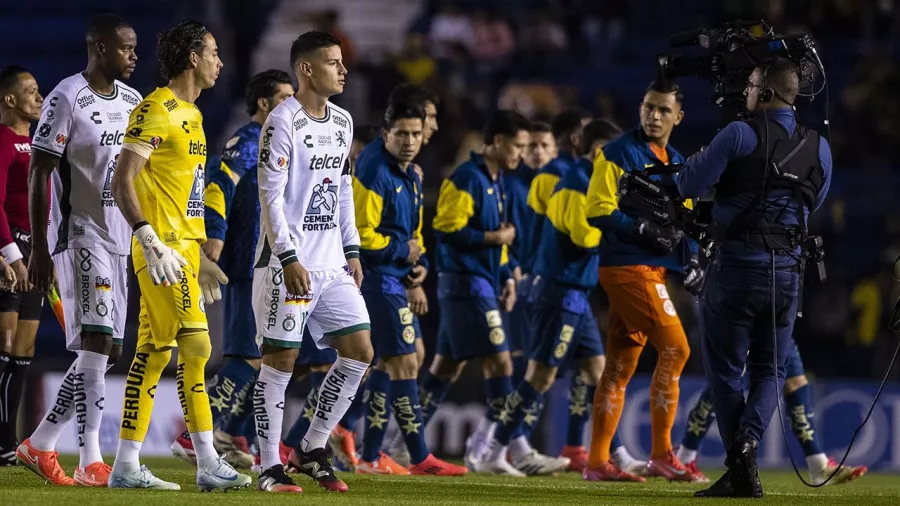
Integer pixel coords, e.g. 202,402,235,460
26,149,60,292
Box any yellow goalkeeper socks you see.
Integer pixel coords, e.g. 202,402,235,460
119,345,170,443
177,331,217,462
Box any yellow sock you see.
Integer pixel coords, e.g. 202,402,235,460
177,331,213,433
119,345,170,442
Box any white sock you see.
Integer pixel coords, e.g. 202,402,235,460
676,447,697,464
30,360,79,451
113,439,142,472
613,445,635,466
302,357,369,452
255,364,292,469
508,435,532,462
191,430,217,463
486,439,507,462
807,453,828,473
77,350,108,468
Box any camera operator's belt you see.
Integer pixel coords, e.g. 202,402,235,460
710,224,804,250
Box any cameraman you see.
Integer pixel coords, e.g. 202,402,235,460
675,57,832,498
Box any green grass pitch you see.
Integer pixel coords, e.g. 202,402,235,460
1,455,897,505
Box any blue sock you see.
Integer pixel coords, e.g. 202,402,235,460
223,377,257,437
784,384,823,457
361,369,392,463
421,372,450,427
520,393,544,439
566,375,592,447
484,376,513,423
391,379,429,465
208,358,257,425
339,381,367,432
283,371,327,448
681,387,716,451
494,381,541,445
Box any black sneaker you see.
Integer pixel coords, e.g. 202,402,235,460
289,447,348,493
0,442,18,466
695,470,735,497
727,439,763,498
257,464,303,493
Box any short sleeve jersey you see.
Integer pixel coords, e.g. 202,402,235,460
33,73,142,255
124,87,207,271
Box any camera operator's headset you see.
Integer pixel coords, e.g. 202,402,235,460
751,58,899,488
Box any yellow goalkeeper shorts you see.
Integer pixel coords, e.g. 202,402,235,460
135,239,208,350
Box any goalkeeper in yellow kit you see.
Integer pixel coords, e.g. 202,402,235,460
105,21,250,491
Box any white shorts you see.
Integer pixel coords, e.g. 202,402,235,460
54,247,128,351
252,264,370,350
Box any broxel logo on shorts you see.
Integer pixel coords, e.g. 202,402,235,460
80,274,91,315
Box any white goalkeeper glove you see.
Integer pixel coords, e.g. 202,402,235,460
134,224,187,287
198,253,228,304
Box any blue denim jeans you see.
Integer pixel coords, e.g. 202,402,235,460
699,260,800,448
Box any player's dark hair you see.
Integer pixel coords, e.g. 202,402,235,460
157,20,209,80
383,101,426,129
551,108,590,143
245,69,293,115
645,80,684,104
530,120,552,134
290,31,342,69
0,66,30,94
387,83,440,108
761,57,800,104
355,124,379,145
86,13,131,45
579,118,623,155
482,109,531,145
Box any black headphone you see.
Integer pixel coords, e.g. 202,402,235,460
758,60,776,104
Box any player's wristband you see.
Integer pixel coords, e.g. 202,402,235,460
0,242,23,264
133,220,150,233
344,245,360,260
133,224,161,249
277,250,299,268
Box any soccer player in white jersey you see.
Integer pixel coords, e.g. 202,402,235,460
15,14,140,487
252,31,373,494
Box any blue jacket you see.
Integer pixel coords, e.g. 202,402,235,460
586,127,696,271
523,151,577,274
204,121,262,280
533,157,599,290
433,152,513,297
676,108,832,267
353,141,427,295
504,161,537,272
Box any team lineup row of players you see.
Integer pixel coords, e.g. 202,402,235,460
1,16,860,493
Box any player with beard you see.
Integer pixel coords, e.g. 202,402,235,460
15,14,141,487
0,65,43,466
105,21,249,491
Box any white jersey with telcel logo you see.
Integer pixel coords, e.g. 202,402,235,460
33,73,142,256
255,97,360,272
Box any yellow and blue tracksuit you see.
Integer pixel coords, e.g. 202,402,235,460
523,151,578,275
503,162,537,355
530,157,604,368
352,141,426,359
432,152,512,361
204,122,267,359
